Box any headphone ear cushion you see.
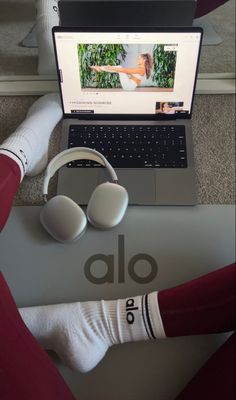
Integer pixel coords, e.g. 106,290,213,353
40,195,87,242
87,182,128,229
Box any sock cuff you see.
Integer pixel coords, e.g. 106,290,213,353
113,293,166,344
104,297,150,344
0,127,33,176
148,292,166,339
119,295,150,343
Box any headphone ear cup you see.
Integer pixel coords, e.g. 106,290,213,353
40,195,87,242
87,182,128,229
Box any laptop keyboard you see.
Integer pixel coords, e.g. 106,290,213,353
67,124,187,168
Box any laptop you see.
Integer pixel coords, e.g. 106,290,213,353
52,27,203,205
58,0,197,28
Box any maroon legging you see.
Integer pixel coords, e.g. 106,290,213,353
159,263,236,399
0,272,76,400
195,0,229,18
0,155,21,232
159,263,235,337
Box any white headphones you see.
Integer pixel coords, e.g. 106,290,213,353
40,147,129,243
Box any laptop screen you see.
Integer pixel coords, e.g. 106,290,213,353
53,28,202,119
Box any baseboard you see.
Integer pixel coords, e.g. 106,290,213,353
0,73,235,96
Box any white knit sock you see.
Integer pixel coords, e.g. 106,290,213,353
19,293,166,373
0,93,62,180
36,0,60,75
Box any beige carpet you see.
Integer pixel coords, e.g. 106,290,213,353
197,0,235,73
0,94,235,205
0,0,235,75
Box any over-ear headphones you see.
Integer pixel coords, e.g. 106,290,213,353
40,147,129,243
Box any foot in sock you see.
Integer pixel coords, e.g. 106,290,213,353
0,93,62,180
19,293,166,373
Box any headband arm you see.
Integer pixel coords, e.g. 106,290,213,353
43,147,118,196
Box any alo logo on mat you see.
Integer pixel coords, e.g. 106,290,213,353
84,235,158,284
126,298,138,324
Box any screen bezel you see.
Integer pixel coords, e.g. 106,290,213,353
52,26,203,120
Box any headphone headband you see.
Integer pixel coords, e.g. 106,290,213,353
43,147,118,197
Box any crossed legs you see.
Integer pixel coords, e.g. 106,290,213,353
0,264,233,397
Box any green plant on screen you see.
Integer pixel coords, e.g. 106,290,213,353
78,44,127,88
152,44,177,88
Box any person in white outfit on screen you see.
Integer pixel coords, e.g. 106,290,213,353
91,53,153,90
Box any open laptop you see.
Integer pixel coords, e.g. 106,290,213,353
52,27,203,205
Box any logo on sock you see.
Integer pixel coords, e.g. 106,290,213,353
19,149,28,165
126,298,138,324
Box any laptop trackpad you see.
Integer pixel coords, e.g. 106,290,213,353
98,169,156,204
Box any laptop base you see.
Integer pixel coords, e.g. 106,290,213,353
57,119,196,205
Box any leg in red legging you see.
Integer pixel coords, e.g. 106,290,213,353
0,155,21,232
195,0,229,19
0,272,75,400
158,263,236,336
158,263,236,399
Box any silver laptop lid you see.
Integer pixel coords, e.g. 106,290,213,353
52,27,203,120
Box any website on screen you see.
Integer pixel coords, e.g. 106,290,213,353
54,31,201,116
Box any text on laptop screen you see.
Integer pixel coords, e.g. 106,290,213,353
54,31,201,117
